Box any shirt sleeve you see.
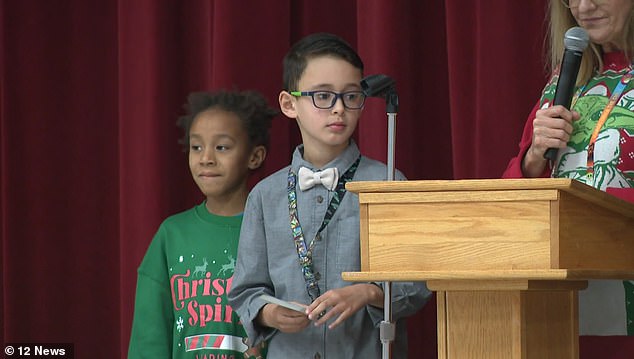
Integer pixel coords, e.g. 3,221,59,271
501,101,552,179
606,188,634,204
365,281,432,325
228,189,276,346
128,229,174,358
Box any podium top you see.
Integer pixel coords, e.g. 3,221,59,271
346,178,587,193
346,178,634,218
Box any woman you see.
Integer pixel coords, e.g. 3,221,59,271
503,0,634,336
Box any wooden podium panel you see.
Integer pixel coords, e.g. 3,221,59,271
433,280,585,359
348,178,634,273
342,179,634,359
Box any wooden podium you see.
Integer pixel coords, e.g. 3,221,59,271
342,178,634,359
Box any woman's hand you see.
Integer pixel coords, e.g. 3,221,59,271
522,105,580,177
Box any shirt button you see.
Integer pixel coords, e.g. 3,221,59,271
316,195,324,203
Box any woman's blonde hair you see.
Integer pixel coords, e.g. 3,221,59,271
548,0,634,85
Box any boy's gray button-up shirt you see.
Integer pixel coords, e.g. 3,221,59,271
229,141,431,359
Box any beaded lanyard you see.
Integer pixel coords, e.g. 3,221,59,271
585,67,634,178
287,156,361,302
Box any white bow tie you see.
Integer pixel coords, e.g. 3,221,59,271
297,166,339,191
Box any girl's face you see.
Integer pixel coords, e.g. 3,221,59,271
570,0,633,51
188,109,263,214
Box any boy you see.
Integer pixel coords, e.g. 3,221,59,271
128,90,277,359
228,33,431,358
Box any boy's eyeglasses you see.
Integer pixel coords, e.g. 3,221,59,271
560,0,605,8
290,90,366,110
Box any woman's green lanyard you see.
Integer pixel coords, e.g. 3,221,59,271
565,66,634,179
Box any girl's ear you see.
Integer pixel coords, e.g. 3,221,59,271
279,91,298,118
248,145,267,170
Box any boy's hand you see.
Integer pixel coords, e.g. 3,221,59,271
306,283,383,330
258,303,310,333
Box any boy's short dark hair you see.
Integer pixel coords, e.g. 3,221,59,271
177,90,278,150
282,32,364,91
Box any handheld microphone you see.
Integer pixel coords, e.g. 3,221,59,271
544,26,589,161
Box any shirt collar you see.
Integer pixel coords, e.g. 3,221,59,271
291,140,361,175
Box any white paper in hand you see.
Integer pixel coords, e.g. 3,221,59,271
259,294,306,313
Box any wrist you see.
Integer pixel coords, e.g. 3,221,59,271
256,304,272,328
367,282,384,308
522,147,549,178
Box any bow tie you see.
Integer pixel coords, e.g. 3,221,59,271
297,166,339,191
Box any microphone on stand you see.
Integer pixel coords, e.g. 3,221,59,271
543,26,589,161
361,74,398,113
361,74,395,97
361,74,399,359
360,73,399,182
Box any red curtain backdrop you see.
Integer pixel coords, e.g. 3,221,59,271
1,1,632,358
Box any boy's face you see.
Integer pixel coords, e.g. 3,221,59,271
188,109,264,206
280,56,363,165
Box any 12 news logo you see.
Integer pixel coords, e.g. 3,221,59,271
4,343,74,358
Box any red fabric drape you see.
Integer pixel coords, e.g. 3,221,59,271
3,1,634,358
445,1,551,179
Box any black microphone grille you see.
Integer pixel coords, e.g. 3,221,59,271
564,27,590,52
361,74,396,97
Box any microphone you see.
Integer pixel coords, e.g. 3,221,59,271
544,26,589,161
361,74,398,113
361,74,395,97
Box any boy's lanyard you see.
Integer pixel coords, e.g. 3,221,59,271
577,67,634,178
287,156,360,302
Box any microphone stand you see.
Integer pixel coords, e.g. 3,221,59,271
385,90,398,182
360,74,398,359
381,88,398,359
